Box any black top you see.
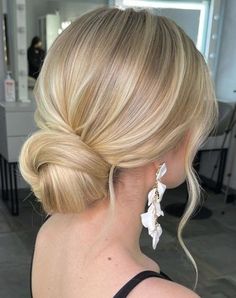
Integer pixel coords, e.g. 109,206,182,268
27,46,45,79
113,270,172,297
30,215,172,297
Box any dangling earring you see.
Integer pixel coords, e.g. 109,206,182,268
140,163,167,250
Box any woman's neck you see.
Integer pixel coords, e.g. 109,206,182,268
83,175,150,260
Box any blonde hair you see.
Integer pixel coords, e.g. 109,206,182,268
19,7,218,290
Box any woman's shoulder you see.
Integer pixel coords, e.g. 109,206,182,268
128,277,200,298
34,214,66,251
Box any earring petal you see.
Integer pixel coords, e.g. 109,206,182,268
156,163,167,180
153,201,164,217
147,188,156,205
140,162,167,250
157,181,166,201
140,211,150,228
152,224,162,249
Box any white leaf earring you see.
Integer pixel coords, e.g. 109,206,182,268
140,163,167,249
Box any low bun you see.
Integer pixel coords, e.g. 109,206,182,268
19,130,110,213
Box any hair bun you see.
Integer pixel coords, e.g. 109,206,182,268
19,130,110,213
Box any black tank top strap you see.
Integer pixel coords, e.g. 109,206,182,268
157,270,172,281
44,214,52,221
113,270,172,298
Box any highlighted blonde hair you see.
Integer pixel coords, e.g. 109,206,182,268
19,7,218,290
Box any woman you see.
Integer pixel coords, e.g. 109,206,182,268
19,7,217,298
27,36,45,79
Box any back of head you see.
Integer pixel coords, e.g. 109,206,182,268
20,7,217,216
19,7,218,289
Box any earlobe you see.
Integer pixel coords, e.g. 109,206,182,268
153,160,166,171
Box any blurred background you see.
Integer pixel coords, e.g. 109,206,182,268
0,0,235,297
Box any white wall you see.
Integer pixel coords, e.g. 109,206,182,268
58,0,107,22
6,1,17,80
26,0,58,47
158,9,199,44
0,0,5,99
215,0,236,102
201,0,236,191
26,0,108,48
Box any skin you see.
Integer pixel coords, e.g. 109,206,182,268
34,41,42,49
32,137,199,297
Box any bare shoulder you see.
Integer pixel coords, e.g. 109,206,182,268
34,213,79,252
33,219,52,257
36,214,64,239
34,215,60,251
129,277,200,298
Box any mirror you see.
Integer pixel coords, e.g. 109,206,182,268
2,0,223,102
